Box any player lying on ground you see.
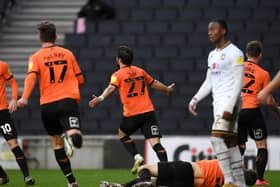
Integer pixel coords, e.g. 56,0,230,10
89,46,175,174
100,159,257,187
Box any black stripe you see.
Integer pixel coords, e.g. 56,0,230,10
6,75,13,80
76,72,83,76
148,79,155,86
110,83,118,88
28,71,38,75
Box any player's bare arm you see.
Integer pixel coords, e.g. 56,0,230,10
149,80,175,95
258,70,280,104
188,69,212,116
18,73,37,107
88,84,117,108
7,77,18,113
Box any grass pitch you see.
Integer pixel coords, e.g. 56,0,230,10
4,169,280,187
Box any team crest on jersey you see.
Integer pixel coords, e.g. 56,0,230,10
28,61,33,71
69,117,79,128
111,76,117,83
220,53,226,60
236,56,243,65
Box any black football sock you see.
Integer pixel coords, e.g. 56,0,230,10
54,148,75,184
0,166,7,177
153,143,168,161
11,146,29,178
120,136,138,157
256,148,268,180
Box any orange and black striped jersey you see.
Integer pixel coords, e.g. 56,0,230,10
242,61,270,109
110,66,155,117
197,160,224,187
27,46,83,105
0,61,18,110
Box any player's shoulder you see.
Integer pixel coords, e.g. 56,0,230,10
228,43,243,55
0,60,7,66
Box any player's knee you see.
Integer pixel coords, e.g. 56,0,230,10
70,134,83,148
120,136,133,144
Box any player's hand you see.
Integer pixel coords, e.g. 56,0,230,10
88,95,102,108
17,98,28,108
188,98,198,116
8,99,17,113
166,83,175,95
222,111,232,121
257,89,270,104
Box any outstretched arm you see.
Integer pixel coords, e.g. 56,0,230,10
150,80,175,95
88,84,117,108
258,71,280,104
188,69,212,116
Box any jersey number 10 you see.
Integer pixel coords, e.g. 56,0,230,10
45,60,68,84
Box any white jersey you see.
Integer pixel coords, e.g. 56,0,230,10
208,43,244,115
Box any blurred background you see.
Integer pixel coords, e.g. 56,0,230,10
0,0,280,170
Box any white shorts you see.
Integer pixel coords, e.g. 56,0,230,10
212,98,241,133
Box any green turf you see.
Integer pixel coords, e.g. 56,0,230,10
4,169,280,187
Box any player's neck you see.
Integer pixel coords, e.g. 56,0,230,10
119,64,129,68
216,39,230,50
247,58,259,64
42,42,55,48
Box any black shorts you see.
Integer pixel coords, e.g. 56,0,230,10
0,109,18,140
157,161,194,187
238,108,267,144
41,98,81,136
120,111,162,139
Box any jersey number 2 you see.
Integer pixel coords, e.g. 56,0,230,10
242,73,255,94
45,61,68,84
125,76,146,98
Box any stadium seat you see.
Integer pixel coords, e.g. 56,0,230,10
228,8,252,20
158,119,179,132
170,21,194,33
270,23,280,33
97,21,120,33
137,35,161,46
147,22,169,33
211,0,235,7
236,0,259,8
187,0,210,8
122,22,145,33
188,71,205,84
263,34,280,46
88,35,112,47
160,107,186,120
80,47,103,59
203,8,227,19
246,21,269,32
114,35,136,45
133,47,154,59
162,0,185,8
180,47,203,58
187,33,210,47
178,8,202,20
83,108,109,120
131,9,154,21
145,59,169,71
169,58,194,71
194,21,210,33
139,0,162,8
113,0,137,8
152,95,170,107
154,9,177,21
155,47,178,58
82,119,100,134
259,0,280,7
252,8,277,20
163,71,186,83
64,34,86,47
162,35,187,45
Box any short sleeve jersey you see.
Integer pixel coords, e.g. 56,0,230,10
110,66,155,117
0,61,14,110
28,46,82,105
197,160,224,187
242,61,270,109
208,43,244,107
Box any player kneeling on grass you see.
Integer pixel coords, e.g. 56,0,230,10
89,46,175,174
100,159,257,187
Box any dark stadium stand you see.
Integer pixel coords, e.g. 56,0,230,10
10,0,280,135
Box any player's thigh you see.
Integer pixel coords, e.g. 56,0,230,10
120,115,143,136
237,109,250,145
157,161,194,187
141,112,162,139
41,103,63,135
58,99,81,131
248,109,267,141
0,110,18,141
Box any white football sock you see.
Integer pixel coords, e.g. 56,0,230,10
211,137,234,184
230,146,246,187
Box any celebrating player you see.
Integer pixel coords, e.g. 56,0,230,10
17,21,85,187
188,20,246,187
0,61,34,185
89,46,175,174
238,40,280,186
100,159,257,187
